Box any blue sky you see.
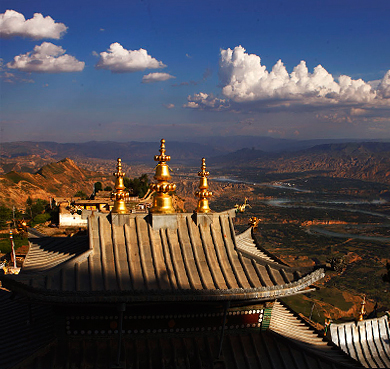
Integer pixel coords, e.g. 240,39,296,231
1,0,389,143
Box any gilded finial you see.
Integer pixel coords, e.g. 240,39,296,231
195,158,213,213
111,158,128,214
358,295,366,321
150,139,176,213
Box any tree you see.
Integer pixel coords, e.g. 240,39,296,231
0,205,12,229
94,182,103,193
33,213,51,225
104,186,112,191
123,174,149,198
25,198,48,220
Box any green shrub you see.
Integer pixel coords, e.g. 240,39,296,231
33,213,51,225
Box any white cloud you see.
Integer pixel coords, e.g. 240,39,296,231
164,103,175,109
183,92,229,111
0,10,67,39
219,46,385,105
142,72,175,83
187,46,390,112
95,42,166,73
378,70,390,98
6,42,85,73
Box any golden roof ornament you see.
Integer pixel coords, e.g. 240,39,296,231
358,295,366,321
111,158,128,214
249,216,260,229
149,139,176,213
195,157,213,213
235,197,251,213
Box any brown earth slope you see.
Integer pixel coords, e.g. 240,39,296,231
0,158,112,207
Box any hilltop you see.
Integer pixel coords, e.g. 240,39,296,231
0,158,112,207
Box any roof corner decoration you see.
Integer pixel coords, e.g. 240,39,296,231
111,158,128,214
194,157,212,213
149,139,176,214
235,197,251,213
358,295,366,321
249,216,260,229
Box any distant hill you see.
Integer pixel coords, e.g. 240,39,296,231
0,140,225,165
188,136,375,153
0,158,111,207
1,140,390,195
2,137,385,165
209,148,275,165
210,142,390,184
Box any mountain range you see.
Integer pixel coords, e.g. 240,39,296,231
1,139,390,208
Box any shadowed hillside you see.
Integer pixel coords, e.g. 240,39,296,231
0,158,111,207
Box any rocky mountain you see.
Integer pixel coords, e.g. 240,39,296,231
0,158,112,207
1,141,390,208
210,142,390,184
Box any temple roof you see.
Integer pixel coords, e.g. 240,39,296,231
1,292,361,369
269,300,362,367
1,211,324,303
14,329,362,369
0,288,56,369
329,314,390,368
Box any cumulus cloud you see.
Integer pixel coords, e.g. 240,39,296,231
95,42,166,73
6,42,85,73
186,46,390,112
164,103,175,109
142,72,175,83
219,46,387,104
183,92,229,111
378,70,390,98
0,10,67,39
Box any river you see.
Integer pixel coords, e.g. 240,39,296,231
215,177,390,242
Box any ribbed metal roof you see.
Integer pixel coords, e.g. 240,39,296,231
329,315,390,368
270,300,363,367
0,288,56,369
14,330,362,369
2,211,324,303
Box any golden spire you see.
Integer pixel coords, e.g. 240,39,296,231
149,139,176,213
358,295,366,321
195,157,213,213
111,158,128,214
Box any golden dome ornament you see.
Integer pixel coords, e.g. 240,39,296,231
149,139,176,214
111,158,128,214
195,158,213,213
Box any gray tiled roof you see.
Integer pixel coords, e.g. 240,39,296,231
0,288,56,369
2,211,324,303
329,314,390,368
14,330,363,369
270,301,363,367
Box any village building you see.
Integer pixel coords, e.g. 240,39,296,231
0,139,377,368
55,166,152,227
